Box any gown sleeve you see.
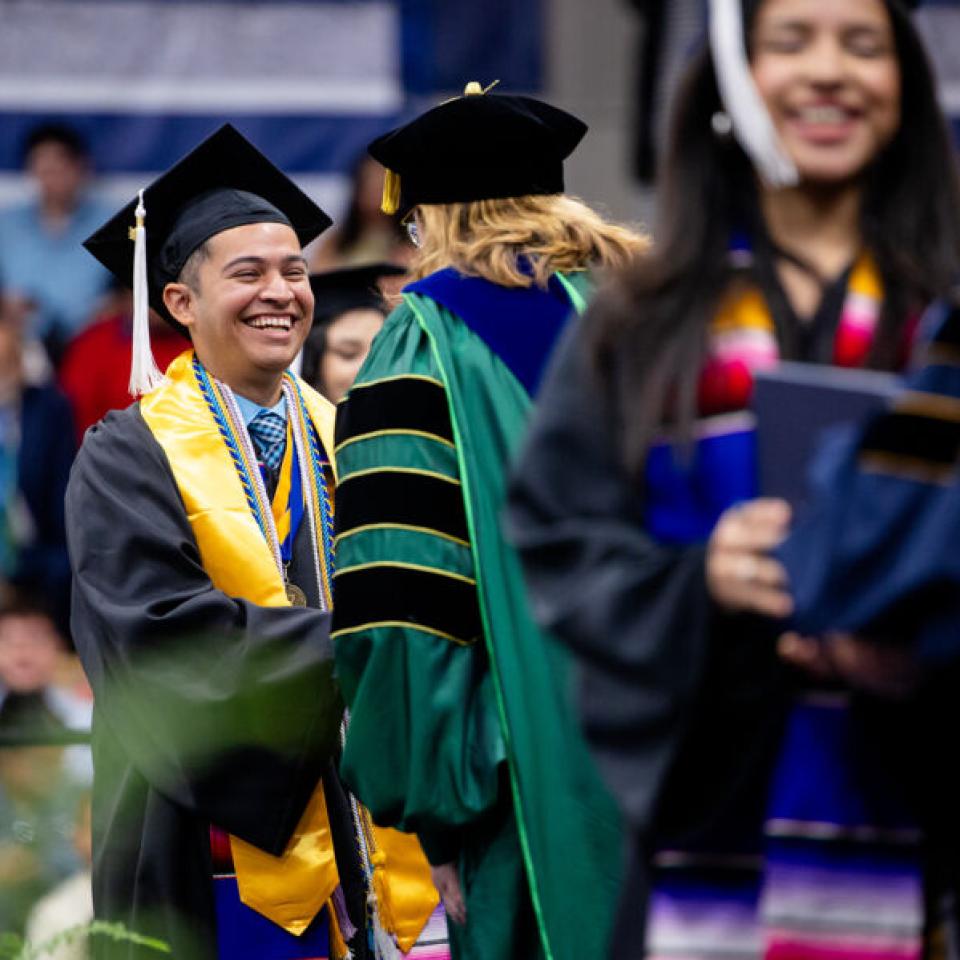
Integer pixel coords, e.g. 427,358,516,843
66,407,342,856
332,304,504,860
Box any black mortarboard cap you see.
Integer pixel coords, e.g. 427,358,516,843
84,124,332,331
309,263,407,326
368,82,587,213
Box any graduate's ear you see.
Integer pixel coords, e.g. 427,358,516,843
163,282,198,331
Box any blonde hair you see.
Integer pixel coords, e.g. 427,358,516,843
408,194,648,289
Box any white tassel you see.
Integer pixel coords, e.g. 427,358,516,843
373,918,402,960
368,892,403,960
128,189,166,397
708,0,799,189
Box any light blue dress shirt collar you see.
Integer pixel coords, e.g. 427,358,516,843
234,391,287,427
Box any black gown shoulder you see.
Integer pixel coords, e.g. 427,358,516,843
67,404,344,959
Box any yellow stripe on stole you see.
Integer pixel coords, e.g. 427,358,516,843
711,251,883,338
848,251,883,300
140,351,289,608
711,285,775,336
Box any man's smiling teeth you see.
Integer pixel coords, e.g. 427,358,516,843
797,106,851,124
246,316,293,330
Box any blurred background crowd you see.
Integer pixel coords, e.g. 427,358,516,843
2,0,960,954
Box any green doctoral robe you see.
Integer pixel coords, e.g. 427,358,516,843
332,275,622,960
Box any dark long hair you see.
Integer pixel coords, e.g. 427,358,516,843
590,0,960,472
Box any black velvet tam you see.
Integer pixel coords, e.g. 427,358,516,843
368,87,587,210
84,124,332,328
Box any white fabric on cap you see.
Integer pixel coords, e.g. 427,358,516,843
708,0,800,189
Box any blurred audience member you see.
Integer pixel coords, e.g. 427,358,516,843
25,792,93,960
0,315,75,635
59,283,186,441
0,123,111,365
0,597,62,711
302,263,406,403
0,597,87,935
311,154,412,270
0,595,89,723
0,295,53,387
0,594,92,784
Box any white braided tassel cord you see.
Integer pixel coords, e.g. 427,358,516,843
128,188,166,396
709,0,799,189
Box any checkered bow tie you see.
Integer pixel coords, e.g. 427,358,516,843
247,409,287,472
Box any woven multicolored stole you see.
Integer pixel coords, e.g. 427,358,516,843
700,251,884,416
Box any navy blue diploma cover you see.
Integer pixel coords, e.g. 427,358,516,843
752,361,902,510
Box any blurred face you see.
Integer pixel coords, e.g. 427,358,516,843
164,222,314,392
0,614,61,693
320,308,384,403
751,0,901,184
27,141,88,209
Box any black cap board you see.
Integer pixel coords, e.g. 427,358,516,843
83,123,332,332
368,83,587,214
309,263,407,327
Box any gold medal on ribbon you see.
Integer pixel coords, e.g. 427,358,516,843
285,581,308,607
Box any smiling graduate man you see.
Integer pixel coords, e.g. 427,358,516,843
68,125,439,960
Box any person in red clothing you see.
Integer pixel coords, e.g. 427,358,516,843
59,285,185,441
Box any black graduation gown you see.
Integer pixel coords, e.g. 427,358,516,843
506,318,791,958
66,405,356,960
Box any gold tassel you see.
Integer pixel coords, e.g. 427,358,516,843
381,169,401,215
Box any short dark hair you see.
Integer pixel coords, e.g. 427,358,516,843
0,587,57,626
20,122,90,167
177,240,211,293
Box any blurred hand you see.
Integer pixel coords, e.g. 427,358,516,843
707,499,793,619
778,632,919,700
430,861,466,925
